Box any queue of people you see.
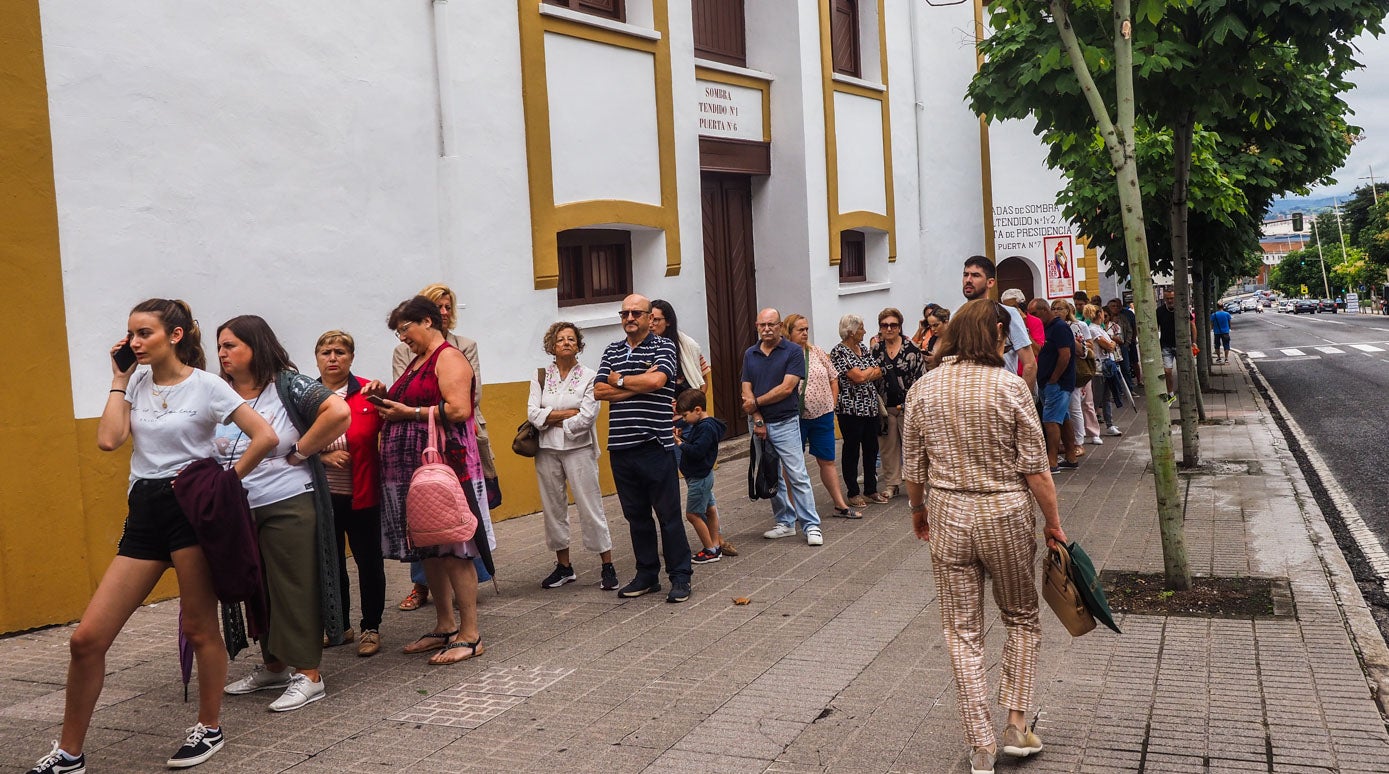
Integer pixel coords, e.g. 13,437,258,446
33,256,1149,774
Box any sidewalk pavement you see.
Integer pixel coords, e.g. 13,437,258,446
3,361,1387,773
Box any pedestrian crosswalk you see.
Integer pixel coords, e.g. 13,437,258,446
1244,342,1387,362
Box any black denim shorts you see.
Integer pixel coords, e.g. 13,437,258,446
116,478,199,562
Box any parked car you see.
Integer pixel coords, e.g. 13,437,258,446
1278,300,1295,313
1224,301,1242,314
1318,298,1337,313
1294,298,1318,314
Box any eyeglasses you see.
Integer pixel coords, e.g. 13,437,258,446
880,322,901,329
756,322,781,329
394,322,415,340
618,310,648,320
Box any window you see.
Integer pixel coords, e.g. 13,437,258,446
831,0,860,77
839,230,866,282
692,0,746,67
543,0,625,22
557,229,633,306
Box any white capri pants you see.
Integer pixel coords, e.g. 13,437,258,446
535,446,613,554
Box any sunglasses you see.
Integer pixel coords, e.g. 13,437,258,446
618,310,648,320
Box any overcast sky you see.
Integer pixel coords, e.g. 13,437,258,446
1310,30,1389,196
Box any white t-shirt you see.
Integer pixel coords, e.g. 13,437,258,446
125,368,245,489
213,385,313,509
1088,322,1116,361
1002,306,1033,375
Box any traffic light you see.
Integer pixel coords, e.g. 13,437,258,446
1292,212,1304,231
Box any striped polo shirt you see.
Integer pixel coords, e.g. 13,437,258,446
597,332,678,450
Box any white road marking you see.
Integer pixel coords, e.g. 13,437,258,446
1315,346,1344,354
1246,361,1389,594
1247,351,1266,359
1351,344,1384,352
1280,348,1305,356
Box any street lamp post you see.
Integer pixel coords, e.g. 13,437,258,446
1311,217,1332,299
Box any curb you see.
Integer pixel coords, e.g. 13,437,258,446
1241,353,1389,720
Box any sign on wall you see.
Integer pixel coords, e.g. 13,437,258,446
696,79,762,142
1043,233,1076,299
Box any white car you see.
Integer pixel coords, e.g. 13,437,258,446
1241,299,1258,311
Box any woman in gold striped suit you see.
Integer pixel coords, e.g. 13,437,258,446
902,299,1067,774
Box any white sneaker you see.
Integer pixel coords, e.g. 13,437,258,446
1089,436,1103,445
1105,425,1123,436
763,523,797,539
805,527,823,546
224,664,291,695
268,673,325,712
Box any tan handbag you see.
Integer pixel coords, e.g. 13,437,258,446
1042,543,1096,637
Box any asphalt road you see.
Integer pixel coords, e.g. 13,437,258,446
1230,307,1389,632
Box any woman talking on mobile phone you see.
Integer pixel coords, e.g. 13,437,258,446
26,299,277,774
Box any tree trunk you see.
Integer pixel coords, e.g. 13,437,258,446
1193,257,1211,392
1051,0,1190,590
1168,112,1201,465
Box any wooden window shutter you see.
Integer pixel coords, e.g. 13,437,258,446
831,0,860,77
839,230,866,282
544,0,625,22
692,0,747,67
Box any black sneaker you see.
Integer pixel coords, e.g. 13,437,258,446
617,577,661,598
540,563,576,589
167,723,224,768
692,547,721,564
666,581,692,603
27,743,84,774
599,562,619,590
1057,460,1080,470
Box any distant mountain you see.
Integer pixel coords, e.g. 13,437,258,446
1267,196,1342,219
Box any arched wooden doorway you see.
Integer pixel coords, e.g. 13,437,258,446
997,256,1036,302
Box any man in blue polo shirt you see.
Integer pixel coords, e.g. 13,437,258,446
742,308,823,546
595,294,693,603
1029,299,1080,473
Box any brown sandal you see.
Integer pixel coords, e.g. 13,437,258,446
428,637,484,665
398,585,429,611
402,629,457,654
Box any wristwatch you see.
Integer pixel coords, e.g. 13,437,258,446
288,444,307,463
753,419,765,427
616,374,626,388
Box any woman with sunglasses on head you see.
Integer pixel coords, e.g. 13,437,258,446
901,299,1066,774
218,316,350,713
27,300,277,774
370,296,496,665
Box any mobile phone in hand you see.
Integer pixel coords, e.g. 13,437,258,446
365,394,389,407
112,342,137,372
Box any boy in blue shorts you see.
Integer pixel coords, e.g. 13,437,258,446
675,389,728,563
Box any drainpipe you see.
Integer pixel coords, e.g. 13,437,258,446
909,0,929,262
973,0,997,275
432,0,457,277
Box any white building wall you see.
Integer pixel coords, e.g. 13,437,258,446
911,0,988,307
41,0,443,418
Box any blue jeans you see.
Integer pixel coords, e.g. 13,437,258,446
756,417,821,531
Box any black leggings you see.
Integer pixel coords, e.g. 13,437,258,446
332,494,386,631
837,413,880,498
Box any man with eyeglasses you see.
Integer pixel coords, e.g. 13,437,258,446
961,256,1037,393
742,308,823,546
594,294,694,603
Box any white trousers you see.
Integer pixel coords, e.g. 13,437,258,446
535,447,613,554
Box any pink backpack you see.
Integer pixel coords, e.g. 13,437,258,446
406,407,478,547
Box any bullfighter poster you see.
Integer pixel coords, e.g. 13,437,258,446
1044,234,1076,299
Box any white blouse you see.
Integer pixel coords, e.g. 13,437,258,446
526,362,600,453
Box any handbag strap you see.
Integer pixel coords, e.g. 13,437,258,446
421,406,444,465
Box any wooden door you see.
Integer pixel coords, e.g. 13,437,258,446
997,256,1036,303
702,173,758,438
